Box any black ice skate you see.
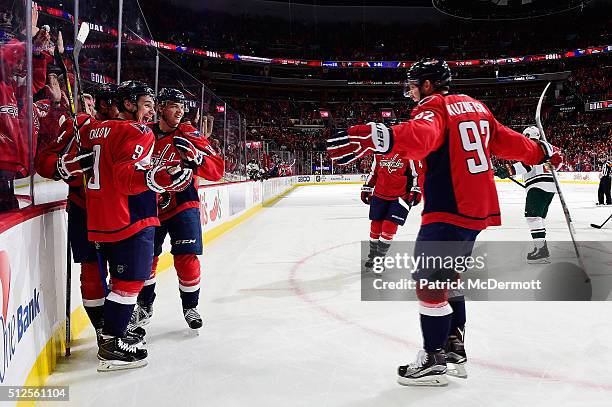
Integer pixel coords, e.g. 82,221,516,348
130,302,153,328
97,336,148,372
444,328,467,378
183,307,203,329
397,350,448,386
527,243,550,264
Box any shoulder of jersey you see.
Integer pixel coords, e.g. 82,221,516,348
417,93,445,107
177,123,202,138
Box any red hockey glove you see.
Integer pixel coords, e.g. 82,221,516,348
146,164,193,193
538,140,563,170
55,149,94,180
158,192,172,210
405,186,422,206
327,123,393,166
174,136,204,169
360,185,373,205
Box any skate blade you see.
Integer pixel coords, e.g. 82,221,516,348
527,258,551,264
447,363,467,379
397,374,449,387
97,358,148,372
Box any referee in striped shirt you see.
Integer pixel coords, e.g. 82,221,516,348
598,157,612,205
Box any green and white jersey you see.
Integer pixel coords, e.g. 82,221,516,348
512,163,556,193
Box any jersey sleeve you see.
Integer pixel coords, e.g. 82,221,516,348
389,95,447,160
365,155,379,187
110,125,155,195
177,124,224,181
35,114,90,184
489,120,545,165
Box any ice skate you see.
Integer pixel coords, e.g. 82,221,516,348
444,329,467,378
97,336,148,372
397,350,448,386
527,243,550,264
183,307,203,329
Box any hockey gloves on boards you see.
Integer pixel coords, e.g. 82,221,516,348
327,123,392,165
146,164,193,193
56,150,94,180
361,185,373,205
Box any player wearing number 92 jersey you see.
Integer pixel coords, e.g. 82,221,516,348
402,91,546,230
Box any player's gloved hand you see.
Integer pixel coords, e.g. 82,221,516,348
327,123,393,166
406,186,422,206
55,149,94,180
158,191,172,210
538,140,564,170
174,136,204,169
146,164,193,193
493,165,511,179
360,185,373,205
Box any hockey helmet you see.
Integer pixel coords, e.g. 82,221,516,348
522,126,540,140
406,58,452,90
157,88,189,112
116,80,155,105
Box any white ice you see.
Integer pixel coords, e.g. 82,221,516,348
41,182,612,407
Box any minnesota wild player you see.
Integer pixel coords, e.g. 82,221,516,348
495,126,557,263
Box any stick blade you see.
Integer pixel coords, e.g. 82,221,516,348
590,223,602,229
76,22,90,45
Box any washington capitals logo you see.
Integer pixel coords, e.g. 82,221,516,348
379,154,405,173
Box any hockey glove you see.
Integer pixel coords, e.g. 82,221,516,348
405,186,422,206
146,164,193,193
158,192,172,210
538,140,564,170
327,123,393,166
56,150,94,180
174,136,204,169
493,165,511,179
360,185,373,205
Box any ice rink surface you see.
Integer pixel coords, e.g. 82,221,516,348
42,182,612,407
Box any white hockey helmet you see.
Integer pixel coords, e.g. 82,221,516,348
522,126,540,140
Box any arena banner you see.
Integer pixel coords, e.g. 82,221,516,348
0,204,72,387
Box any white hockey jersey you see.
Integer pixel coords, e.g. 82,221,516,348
512,162,556,193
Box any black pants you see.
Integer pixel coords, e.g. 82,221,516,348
599,176,611,205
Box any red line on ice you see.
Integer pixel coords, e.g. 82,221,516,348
288,241,612,391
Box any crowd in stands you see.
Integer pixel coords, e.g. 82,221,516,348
140,1,609,62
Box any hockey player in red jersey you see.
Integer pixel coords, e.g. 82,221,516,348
130,88,224,331
361,154,421,274
35,83,147,347
79,81,193,371
328,59,562,386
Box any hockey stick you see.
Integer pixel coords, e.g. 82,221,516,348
508,176,526,189
71,22,90,112
535,82,588,278
590,213,612,229
54,22,90,357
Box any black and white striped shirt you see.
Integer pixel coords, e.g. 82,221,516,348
602,161,612,178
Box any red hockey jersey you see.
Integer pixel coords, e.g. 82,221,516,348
366,153,419,200
80,119,159,242
390,93,544,230
149,122,224,221
0,40,50,178
35,113,91,208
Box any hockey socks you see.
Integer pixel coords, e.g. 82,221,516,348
175,254,201,309
103,279,144,337
80,262,106,329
